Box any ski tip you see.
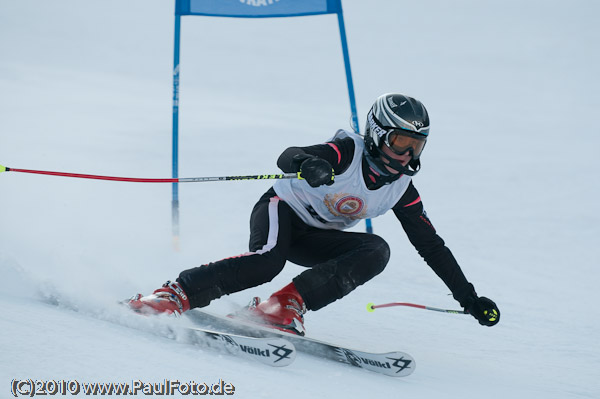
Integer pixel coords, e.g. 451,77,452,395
0,165,6,173
366,303,375,313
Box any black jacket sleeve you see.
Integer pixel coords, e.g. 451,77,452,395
393,182,476,306
277,137,355,175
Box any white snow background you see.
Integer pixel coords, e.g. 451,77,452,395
1,0,599,398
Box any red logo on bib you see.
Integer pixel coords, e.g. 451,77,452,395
335,196,364,216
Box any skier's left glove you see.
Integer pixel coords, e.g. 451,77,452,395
464,295,500,327
293,154,335,188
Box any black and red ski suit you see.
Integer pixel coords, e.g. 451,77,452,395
177,136,477,311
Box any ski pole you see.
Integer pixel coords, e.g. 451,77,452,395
366,302,467,315
0,164,300,183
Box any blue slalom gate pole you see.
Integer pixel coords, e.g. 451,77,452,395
336,9,359,134
337,7,373,234
172,12,181,247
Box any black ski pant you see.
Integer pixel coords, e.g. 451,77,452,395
177,188,390,311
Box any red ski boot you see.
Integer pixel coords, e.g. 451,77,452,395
128,281,190,316
245,283,307,336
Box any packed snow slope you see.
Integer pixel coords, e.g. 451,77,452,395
1,0,599,398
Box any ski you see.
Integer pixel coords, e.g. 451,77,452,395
182,326,296,367
40,292,297,368
186,309,415,377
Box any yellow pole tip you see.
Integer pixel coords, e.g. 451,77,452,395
366,303,375,313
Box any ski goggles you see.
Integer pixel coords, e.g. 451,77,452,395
367,111,427,159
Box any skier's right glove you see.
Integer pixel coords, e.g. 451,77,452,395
293,154,335,188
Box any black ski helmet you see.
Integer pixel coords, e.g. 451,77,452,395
364,93,430,176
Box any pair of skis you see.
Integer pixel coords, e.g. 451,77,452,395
35,282,416,377
183,310,415,377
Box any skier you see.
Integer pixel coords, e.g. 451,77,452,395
129,93,500,335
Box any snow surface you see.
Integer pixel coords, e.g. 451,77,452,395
1,0,599,398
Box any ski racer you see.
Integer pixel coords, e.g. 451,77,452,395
129,93,500,335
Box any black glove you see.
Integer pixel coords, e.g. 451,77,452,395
464,295,500,327
293,154,334,188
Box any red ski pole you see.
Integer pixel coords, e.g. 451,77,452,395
1,164,299,183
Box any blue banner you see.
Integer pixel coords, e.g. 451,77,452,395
176,0,342,18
